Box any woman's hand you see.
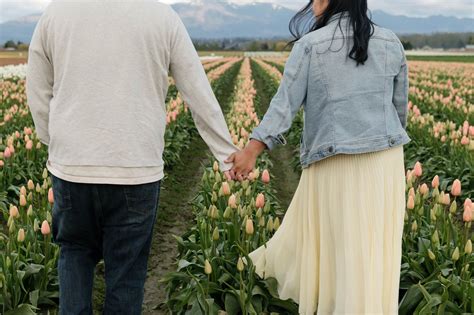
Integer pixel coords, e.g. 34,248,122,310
226,140,267,181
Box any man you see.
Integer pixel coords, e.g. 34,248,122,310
26,1,237,314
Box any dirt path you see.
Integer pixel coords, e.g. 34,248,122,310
142,136,210,314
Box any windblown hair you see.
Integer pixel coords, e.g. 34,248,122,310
289,0,375,65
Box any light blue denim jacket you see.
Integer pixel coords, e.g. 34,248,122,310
251,12,411,168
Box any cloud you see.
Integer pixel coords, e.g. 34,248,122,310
0,0,472,23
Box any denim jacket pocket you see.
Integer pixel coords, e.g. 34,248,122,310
51,174,73,212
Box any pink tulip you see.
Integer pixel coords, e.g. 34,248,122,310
463,199,473,222
469,126,474,137
255,193,265,209
408,187,415,197
222,182,231,196
228,194,237,208
407,195,415,210
24,127,32,135
432,175,440,189
442,193,450,206
48,188,54,204
9,205,19,218
15,131,20,139
41,220,51,235
461,136,469,145
25,140,33,150
413,162,422,177
261,169,270,184
0,160,4,167
463,121,469,136
419,183,429,195
4,147,11,159
451,179,462,197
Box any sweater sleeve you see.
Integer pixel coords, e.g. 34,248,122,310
26,16,53,145
168,9,238,171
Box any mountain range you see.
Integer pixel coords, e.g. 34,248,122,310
0,1,473,43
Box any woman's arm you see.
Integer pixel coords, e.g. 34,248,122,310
228,41,312,179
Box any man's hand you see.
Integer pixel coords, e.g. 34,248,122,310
225,139,267,181
223,171,233,181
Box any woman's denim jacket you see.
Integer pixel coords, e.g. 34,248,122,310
250,13,411,168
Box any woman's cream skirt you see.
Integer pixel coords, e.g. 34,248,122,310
249,146,406,315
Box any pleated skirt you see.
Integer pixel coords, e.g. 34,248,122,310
249,146,406,315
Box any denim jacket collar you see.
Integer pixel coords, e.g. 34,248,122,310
327,11,350,25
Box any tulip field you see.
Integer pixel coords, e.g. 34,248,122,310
0,56,473,314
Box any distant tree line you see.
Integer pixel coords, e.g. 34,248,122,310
3,40,29,51
398,32,474,50
3,32,474,52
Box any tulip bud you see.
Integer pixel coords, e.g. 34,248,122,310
245,219,254,235
27,205,33,217
213,161,219,172
428,249,436,260
36,142,41,149
228,194,237,209
465,240,472,255
266,217,274,232
9,205,19,218
256,208,263,218
222,182,231,196
259,216,265,227
432,187,439,199
223,206,232,219
463,199,473,222
19,194,27,207
451,179,462,197
9,219,16,234
41,220,51,235
211,191,218,203
255,193,265,209
215,171,222,183
442,193,450,206
33,218,40,232
407,195,415,210
42,168,48,179
204,259,212,275
419,183,429,196
449,201,457,214
27,180,34,190
411,220,418,232
261,169,270,184
48,188,54,204
17,228,25,242
248,171,256,181
245,186,252,196
241,180,249,190
237,257,245,272
452,247,460,261
20,186,26,196
432,230,440,247
408,187,415,197
212,227,219,241
432,175,440,188
413,162,422,177
35,183,41,193
273,217,280,230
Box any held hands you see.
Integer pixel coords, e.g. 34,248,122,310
225,139,267,181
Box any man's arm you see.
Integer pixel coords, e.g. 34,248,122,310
26,17,53,145
168,9,238,172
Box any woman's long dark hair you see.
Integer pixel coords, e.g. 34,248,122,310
289,0,375,65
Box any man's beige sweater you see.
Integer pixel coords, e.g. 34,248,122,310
26,0,237,184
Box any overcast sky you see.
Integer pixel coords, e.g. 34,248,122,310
0,0,473,23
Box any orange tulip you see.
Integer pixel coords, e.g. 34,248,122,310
255,193,265,209
432,175,440,189
451,179,461,197
413,162,422,177
261,169,270,184
407,195,415,210
48,188,54,204
41,220,51,235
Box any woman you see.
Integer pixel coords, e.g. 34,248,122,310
226,0,410,314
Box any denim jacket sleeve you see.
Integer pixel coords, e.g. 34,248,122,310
392,44,409,129
250,40,311,150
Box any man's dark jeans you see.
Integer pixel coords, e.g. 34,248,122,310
50,174,160,315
